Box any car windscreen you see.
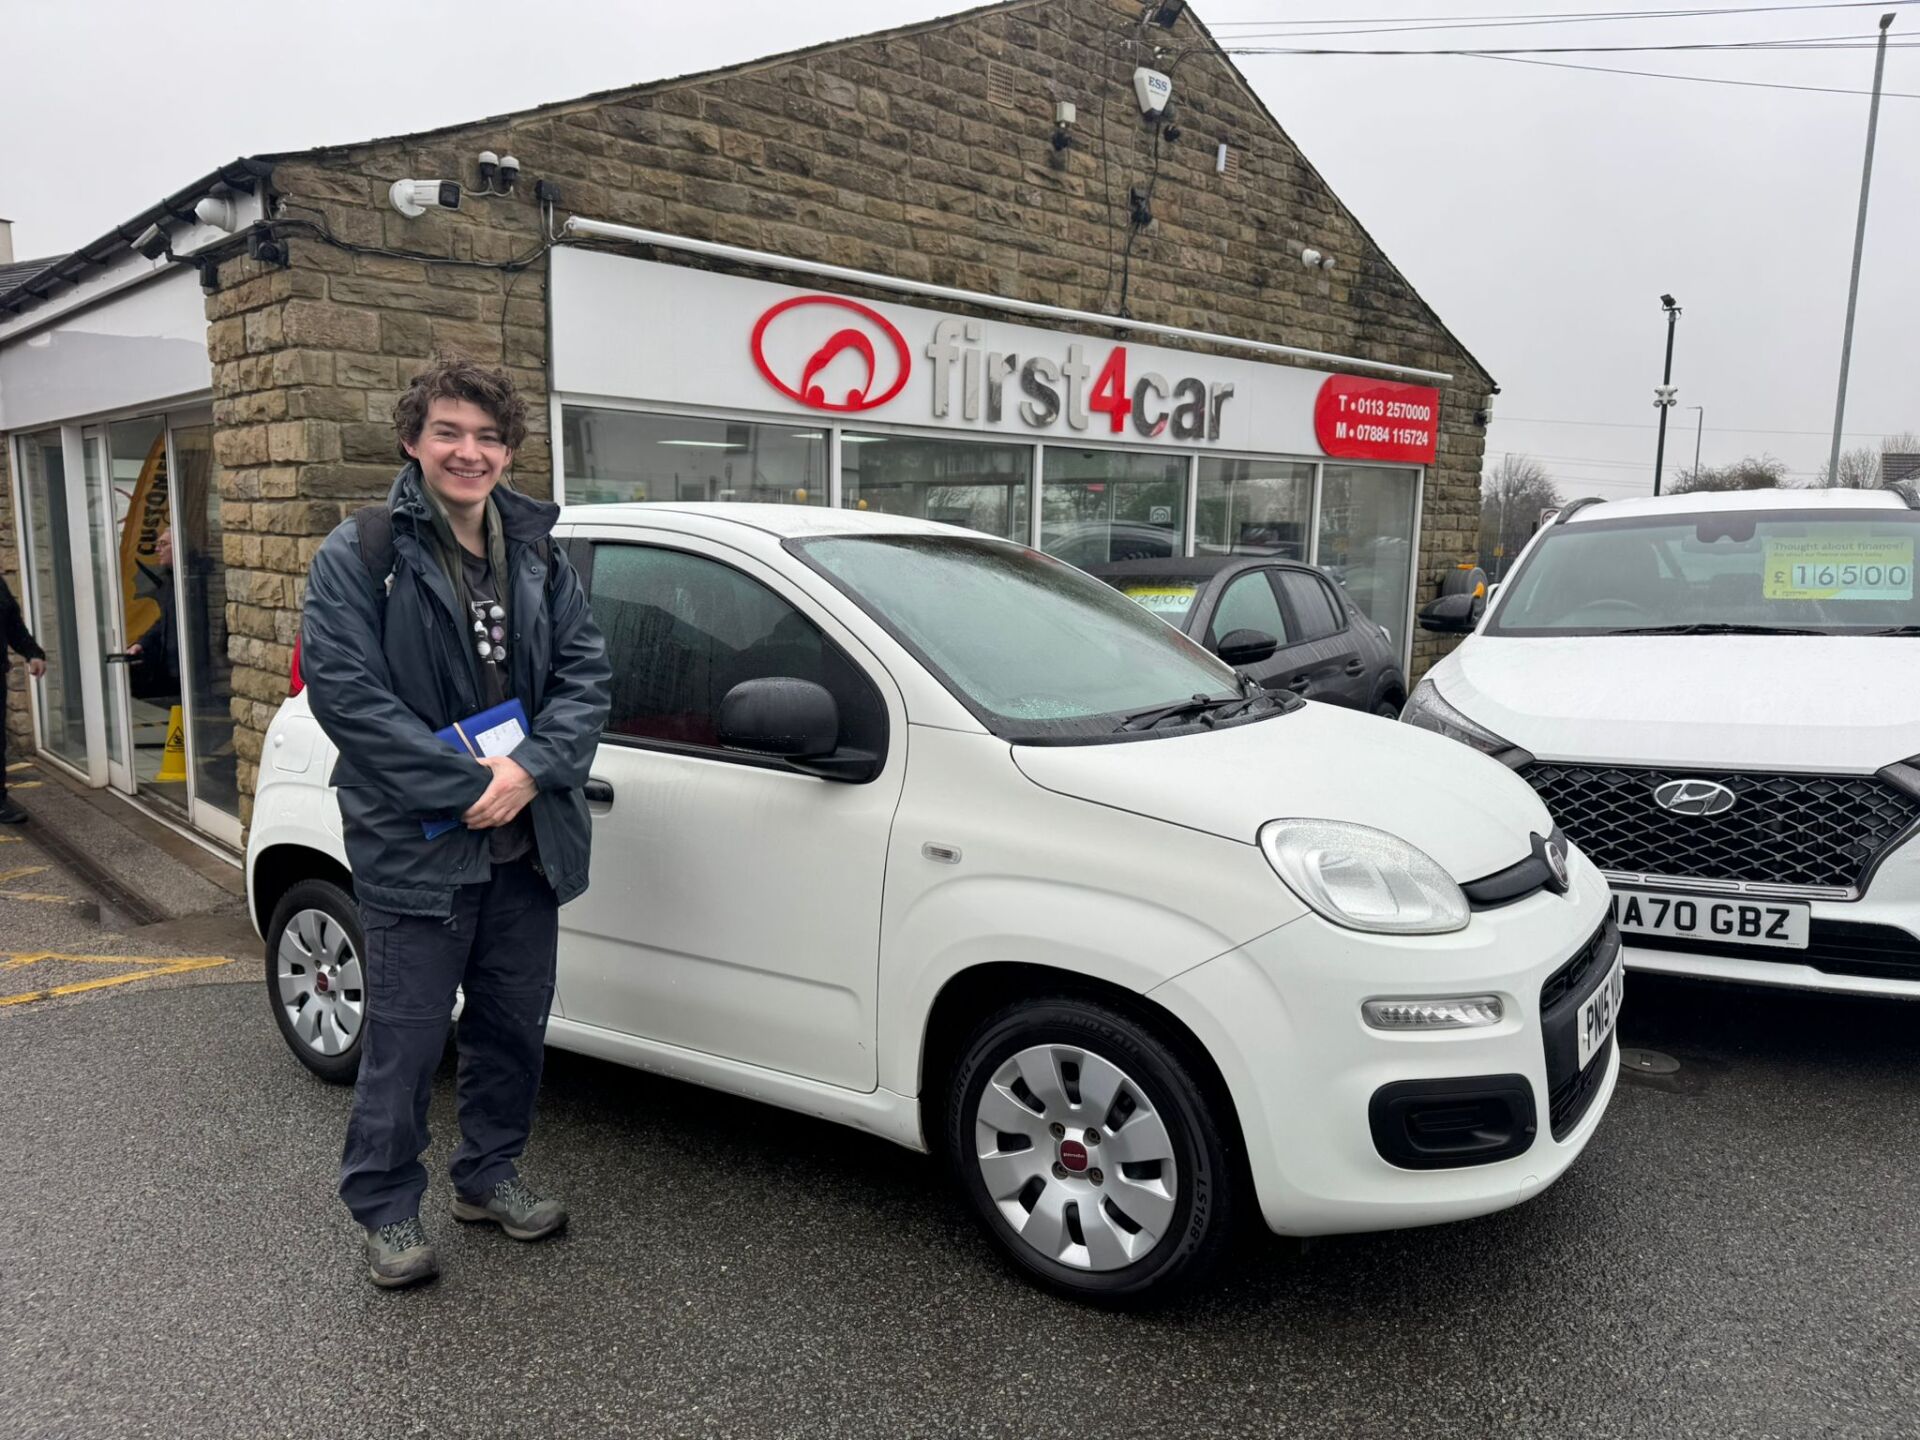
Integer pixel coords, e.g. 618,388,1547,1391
1488,509,1920,636
793,535,1244,742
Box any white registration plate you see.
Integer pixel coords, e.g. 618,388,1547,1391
1578,957,1626,1071
1609,890,1810,950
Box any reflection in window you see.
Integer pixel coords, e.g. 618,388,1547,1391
1196,459,1313,559
1317,465,1419,653
17,430,86,768
1040,448,1186,568
562,407,826,507
1209,571,1289,646
171,424,238,816
587,543,832,750
840,433,1030,542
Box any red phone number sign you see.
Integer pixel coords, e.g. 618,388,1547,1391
1314,376,1441,464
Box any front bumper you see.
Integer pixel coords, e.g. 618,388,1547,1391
1148,847,1618,1238
1616,832,1920,1000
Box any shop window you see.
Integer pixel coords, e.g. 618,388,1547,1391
1208,571,1289,647
15,430,85,768
1317,465,1419,653
1040,448,1186,568
841,433,1030,542
1196,459,1313,560
171,423,238,816
585,542,879,760
561,407,826,507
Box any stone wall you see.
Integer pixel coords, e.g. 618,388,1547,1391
208,0,1491,819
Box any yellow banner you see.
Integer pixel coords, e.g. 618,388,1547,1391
117,434,170,642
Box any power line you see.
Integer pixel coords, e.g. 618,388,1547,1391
1498,415,1908,437
1207,2,1917,30
1217,32,1918,55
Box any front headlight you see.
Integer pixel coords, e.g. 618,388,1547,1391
1259,819,1470,935
1400,677,1516,757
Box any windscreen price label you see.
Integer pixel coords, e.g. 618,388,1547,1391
1313,376,1441,464
1762,536,1914,601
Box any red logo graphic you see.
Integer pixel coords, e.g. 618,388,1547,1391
750,295,911,413
1059,1140,1090,1173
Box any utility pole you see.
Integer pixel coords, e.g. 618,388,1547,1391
1687,405,1705,486
1828,12,1897,487
1653,295,1681,496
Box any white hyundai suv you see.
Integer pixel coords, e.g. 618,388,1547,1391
250,503,1619,1301
1408,486,1920,1000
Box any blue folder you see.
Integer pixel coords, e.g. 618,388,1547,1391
422,697,532,839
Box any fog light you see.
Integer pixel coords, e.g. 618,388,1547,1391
1363,996,1504,1031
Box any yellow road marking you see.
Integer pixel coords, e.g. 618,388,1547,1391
0,834,21,843
0,865,48,885
0,951,234,1007
1,891,74,903
5,762,32,772
10,781,42,790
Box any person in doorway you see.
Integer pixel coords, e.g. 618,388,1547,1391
301,358,611,1290
0,571,48,825
126,526,180,698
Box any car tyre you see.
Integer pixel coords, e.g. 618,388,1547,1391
265,878,366,1085
945,995,1237,1304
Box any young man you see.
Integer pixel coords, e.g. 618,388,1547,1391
0,572,48,825
301,358,611,1289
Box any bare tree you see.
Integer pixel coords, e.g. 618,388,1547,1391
1671,455,1790,494
1813,431,1920,488
1479,455,1561,576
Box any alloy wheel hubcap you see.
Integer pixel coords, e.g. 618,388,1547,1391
276,908,364,1057
973,1043,1178,1272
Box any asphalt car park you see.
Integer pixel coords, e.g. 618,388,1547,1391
2,937,1916,1439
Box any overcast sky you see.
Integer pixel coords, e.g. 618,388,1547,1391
3,0,1915,495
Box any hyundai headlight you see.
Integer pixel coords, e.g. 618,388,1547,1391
1400,677,1516,757
1259,820,1470,935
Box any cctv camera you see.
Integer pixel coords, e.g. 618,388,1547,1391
497,155,520,188
1300,247,1322,268
388,179,463,218
1660,293,1677,309
134,223,171,261
1133,67,1173,117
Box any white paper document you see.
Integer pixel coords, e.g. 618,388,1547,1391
468,717,527,758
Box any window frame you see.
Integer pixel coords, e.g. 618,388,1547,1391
1274,565,1350,645
579,535,891,777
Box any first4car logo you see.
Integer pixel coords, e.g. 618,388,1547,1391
750,295,912,412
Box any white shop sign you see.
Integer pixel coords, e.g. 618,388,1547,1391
551,248,1344,454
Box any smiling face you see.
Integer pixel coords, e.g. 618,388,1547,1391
403,397,513,514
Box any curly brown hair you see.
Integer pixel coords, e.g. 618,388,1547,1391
393,356,529,459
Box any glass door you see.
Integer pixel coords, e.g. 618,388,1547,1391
80,426,134,792
106,416,183,810
14,429,89,771
167,416,241,842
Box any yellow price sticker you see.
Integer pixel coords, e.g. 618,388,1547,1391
1121,584,1197,616
1762,535,1914,601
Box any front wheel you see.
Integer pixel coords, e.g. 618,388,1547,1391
266,878,366,1084
945,996,1237,1303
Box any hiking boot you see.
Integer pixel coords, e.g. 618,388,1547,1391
0,801,27,825
364,1216,439,1289
451,1176,568,1241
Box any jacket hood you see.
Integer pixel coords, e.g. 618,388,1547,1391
387,463,559,546
1010,704,1556,883
1429,635,1920,771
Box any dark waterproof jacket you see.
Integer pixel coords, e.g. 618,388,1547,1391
0,575,45,673
300,465,611,917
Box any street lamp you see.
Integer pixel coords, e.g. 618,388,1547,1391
1652,294,1681,496
1828,12,1897,488
1687,404,1705,486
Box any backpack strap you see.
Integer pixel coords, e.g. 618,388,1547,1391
350,504,395,596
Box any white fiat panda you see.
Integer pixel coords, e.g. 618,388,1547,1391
250,504,1620,1301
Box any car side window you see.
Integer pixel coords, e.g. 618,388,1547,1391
1277,571,1345,642
586,542,883,759
1208,571,1289,646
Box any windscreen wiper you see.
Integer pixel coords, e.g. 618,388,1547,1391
1604,622,1829,636
1863,624,1920,636
1117,693,1238,732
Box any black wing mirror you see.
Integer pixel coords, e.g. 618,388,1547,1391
1417,593,1484,634
1214,628,1280,665
717,678,880,783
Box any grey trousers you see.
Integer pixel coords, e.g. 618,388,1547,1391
339,857,559,1229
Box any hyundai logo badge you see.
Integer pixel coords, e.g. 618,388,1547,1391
1653,779,1737,817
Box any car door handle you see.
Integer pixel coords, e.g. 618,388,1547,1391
583,778,615,807
1286,675,1311,692
1343,659,1367,675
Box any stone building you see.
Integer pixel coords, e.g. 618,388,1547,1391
0,0,1492,848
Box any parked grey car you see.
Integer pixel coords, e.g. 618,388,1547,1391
1090,556,1407,715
